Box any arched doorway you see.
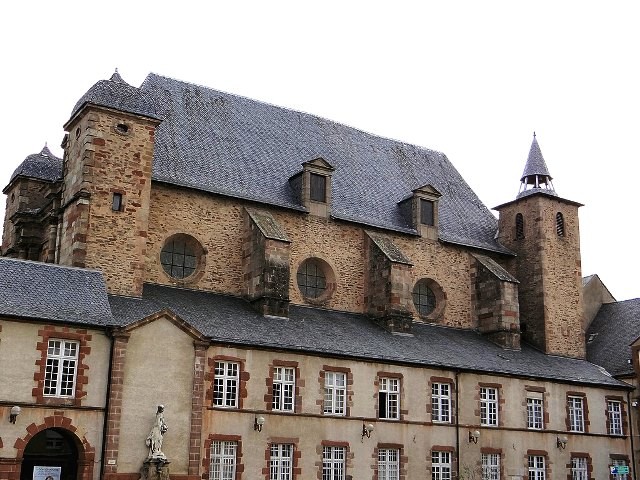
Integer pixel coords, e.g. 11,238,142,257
20,429,78,480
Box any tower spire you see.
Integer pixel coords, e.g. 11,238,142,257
516,133,557,198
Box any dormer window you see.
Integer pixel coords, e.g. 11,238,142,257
399,184,441,240
310,173,327,203
290,157,335,218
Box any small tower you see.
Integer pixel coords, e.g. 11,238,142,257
495,135,585,358
59,70,161,296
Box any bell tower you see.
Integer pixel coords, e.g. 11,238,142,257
495,134,585,358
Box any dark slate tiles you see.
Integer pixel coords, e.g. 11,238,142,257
0,258,113,325
587,298,640,376
107,283,627,388
9,146,62,184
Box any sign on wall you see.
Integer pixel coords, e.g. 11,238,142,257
33,466,61,480
610,465,630,474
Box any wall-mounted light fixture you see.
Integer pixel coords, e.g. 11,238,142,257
468,430,480,444
9,406,21,424
556,436,568,450
254,415,265,432
361,423,374,440
632,399,639,408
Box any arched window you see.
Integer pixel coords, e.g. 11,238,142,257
515,213,524,240
556,212,565,237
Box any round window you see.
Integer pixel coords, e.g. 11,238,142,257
160,234,203,280
412,278,445,320
296,257,335,301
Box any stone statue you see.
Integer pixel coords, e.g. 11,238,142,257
146,405,168,459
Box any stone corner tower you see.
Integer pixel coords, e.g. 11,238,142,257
494,134,585,358
58,70,161,296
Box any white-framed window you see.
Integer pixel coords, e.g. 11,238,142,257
527,397,543,430
568,396,585,432
431,451,451,480
322,446,345,480
482,453,500,480
528,455,545,480
209,441,237,480
612,458,629,480
270,443,293,480
571,457,588,480
432,383,451,423
480,387,498,426
378,448,399,480
608,400,623,435
44,339,78,397
379,377,400,419
213,361,239,408
273,366,295,412
324,371,346,415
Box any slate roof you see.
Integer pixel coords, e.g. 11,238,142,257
68,72,511,255
0,258,114,325
7,145,62,187
587,298,640,377
516,135,558,199
107,283,627,389
68,71,159,124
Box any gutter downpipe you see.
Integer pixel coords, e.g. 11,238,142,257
100,328,115,479
455,370,461,479
628,390,637,480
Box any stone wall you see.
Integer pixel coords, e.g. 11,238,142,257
145,184,481,328
497,194,584,358
60,107,157,295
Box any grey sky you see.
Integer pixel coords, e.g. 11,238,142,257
1,1,638,300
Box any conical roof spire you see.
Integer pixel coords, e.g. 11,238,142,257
109,68,126,84
516,133,557,199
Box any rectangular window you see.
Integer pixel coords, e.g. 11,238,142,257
482,453,500,480
209,441,237,480
612,459,629,480
44,339,78,397
528,455,545,480
379,377,400,419
273,366,295,412
568,396,585,432
112,193,123,211
432,383,451,423
322,446,345,480
571,457,588,480
378,448,399,480
270,444,293,480
480,387,498,426
431,451,451,480
324,371,346,415
310,173,327,202
420,199,435,226
213,361,239,408
527,397,543,430
608,400,623,435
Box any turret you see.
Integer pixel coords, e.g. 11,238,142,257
1,145,62,261
495,134,585,358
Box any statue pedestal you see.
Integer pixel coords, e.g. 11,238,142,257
141,459,170,480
